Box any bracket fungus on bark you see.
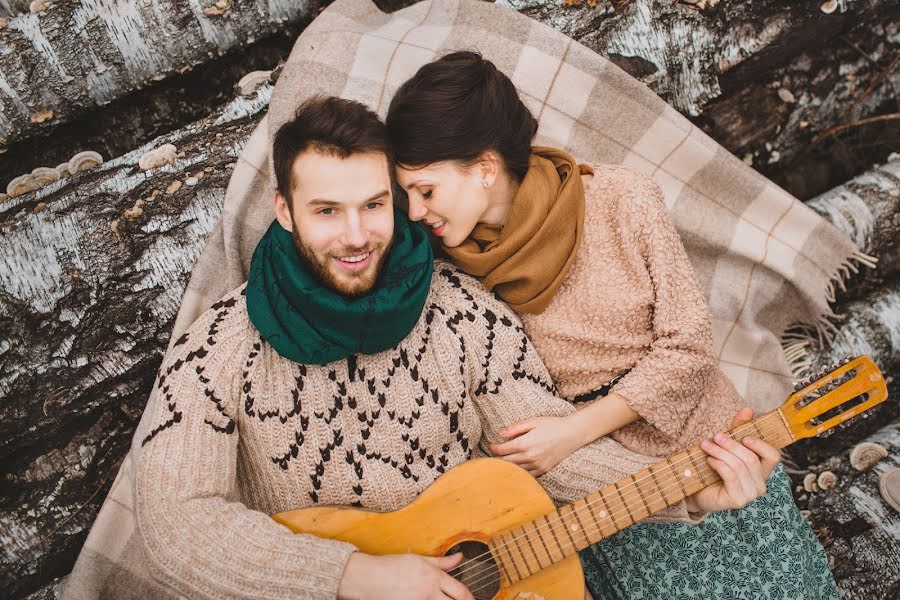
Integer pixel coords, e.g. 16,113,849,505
849,442,888,471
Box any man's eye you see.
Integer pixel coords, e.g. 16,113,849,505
422,190,433,200
319,208,334,215
366,202,382,210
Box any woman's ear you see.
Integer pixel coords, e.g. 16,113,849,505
274,192,294,232
476,151,500,187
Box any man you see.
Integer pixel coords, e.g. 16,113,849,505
72,96,777,599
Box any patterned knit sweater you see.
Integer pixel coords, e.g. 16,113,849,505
520,164,743,456
135,263,697,599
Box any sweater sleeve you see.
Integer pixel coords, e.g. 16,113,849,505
610,173,725,444
134,294,356,599
438,266,703,525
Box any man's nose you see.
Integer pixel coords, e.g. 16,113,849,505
407,196,427,221
341,215,369,248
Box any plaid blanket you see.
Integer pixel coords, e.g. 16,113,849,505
63,0,863,597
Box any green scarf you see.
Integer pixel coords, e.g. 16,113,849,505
246,207,433,365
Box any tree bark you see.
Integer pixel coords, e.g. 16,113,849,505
787,419,900,600
1,1,899,598
504,0,899,200
0,83,269,599
807,158,900,300
0,0,315,148
785,277,900,467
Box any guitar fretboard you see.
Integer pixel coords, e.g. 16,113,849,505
488,410,794,586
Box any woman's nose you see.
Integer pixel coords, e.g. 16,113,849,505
407,196,428,221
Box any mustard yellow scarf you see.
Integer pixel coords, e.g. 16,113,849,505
444,147,589,314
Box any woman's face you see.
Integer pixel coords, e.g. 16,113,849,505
396,161,489,248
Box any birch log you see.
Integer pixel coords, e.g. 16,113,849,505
504,0,899,200
0,0,314,148
807,158,900,296
0,84,270,599
785,278,900,467
789,419,900,600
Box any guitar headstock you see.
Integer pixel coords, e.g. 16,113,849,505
781,356,888,441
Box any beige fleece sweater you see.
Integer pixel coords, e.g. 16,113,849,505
520,164,743,456
134,263,696,599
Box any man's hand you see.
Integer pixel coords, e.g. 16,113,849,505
337,552,474,600
489,415,582,476
686,407,782,513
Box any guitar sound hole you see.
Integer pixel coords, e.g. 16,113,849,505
446,540,500,600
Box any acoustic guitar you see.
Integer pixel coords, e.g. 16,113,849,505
274,356,887,599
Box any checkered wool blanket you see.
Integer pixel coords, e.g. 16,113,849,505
64,1,863,597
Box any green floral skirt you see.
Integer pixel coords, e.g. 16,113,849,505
579,465,838,600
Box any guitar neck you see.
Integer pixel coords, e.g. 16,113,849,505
489,409,795,585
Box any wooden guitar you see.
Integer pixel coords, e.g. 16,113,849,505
273,356,888,599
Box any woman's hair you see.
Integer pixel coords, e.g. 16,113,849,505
273,96,393,207
386,51,538,182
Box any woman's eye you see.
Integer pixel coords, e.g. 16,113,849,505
422,190,433,200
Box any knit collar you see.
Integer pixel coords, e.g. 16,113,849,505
246,207,433,364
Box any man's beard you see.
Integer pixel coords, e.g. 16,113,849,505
291,229,393,299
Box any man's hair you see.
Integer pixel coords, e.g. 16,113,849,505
273,96,393,208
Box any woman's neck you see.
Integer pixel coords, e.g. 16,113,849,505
479,171,520,227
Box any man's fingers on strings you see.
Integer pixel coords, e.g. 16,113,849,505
440,574,475,600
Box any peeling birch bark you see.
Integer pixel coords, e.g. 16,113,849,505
0,0,314,148
787,419,900,600
503,0,898,200
0,84,270,599
807,159,900,298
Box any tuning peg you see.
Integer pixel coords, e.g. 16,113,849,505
794,376,814,390
842,356,852,364
818,428,835,438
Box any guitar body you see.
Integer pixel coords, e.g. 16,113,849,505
274,356,888,599
273,458,584,599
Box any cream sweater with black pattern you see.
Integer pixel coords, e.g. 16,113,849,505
135,262,696,599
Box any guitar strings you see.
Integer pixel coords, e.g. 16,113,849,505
461,414,792,597
459,413,789,594
450,412,789,592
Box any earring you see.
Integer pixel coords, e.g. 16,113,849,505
481,180,489,188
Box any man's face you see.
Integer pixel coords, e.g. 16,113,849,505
274,149,395,298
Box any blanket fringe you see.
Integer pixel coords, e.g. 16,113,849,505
780,250,877,379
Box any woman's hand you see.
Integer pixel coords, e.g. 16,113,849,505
686,407,782,514
489,416,583,476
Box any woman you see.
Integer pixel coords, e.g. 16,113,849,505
386,51,837,599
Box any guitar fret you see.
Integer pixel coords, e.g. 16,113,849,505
667,455,690,499
634,467,668,514
509,527,538,577
630,472,654,517
500,533,526,582
751,420,763,441
613,481,638,523
559,505,580,552
687,450,710,488
600,485,629,529
538,514,564,563
649,463,679,505
522,523,549,570
586,497,604,544
588,493,617,538
488,543,513,587
545,511,576,557
565,503,592,549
